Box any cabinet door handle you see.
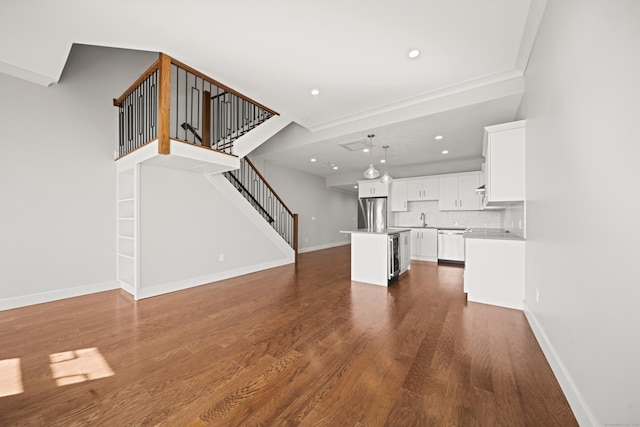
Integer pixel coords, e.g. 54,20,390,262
460,199,462,208
455,200,458,207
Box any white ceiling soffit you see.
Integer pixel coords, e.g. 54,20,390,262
0,60,58,87
0,0,544,131
254,92,524,180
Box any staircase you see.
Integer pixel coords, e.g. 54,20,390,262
114,53,296,300
223,157,298,250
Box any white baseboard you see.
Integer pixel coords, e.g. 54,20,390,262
136,257,293,300
523,302,598,427
411,256,438,262
119,281,135,297
0,280,119,312
467,294,523,310
298,240,350,254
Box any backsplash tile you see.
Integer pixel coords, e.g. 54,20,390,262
503,202,526,237
392,201,503,229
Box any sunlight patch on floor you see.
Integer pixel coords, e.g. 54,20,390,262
0,358,23,397
49,347,114,387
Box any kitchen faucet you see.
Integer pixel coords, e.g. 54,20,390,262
420,212,426,227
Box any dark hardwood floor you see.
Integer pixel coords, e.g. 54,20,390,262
0,245,577,426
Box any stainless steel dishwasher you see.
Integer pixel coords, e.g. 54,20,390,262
437,229,465,263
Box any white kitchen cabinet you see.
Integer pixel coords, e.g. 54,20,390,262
358,180,388,198
390,181,408,211
438,177,459,210
464,237,524,309
483,120,526,207
399,231,411,272
407,177,439,201
459,174,482,210
438,173,483,211
410,228,437,262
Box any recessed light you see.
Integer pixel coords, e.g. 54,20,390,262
363,148,370,153
311,89,320,95
408,49,420,59
333,166,338,170
354,185,358,189
380,159,386,163
442,150,449,154
435,135,443,140
310,158,316,162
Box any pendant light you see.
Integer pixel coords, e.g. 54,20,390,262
363,134,380,179
380,145,393,184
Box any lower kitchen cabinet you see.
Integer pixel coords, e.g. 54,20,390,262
399,231,411,272
464,237,524,309
410,228,437,262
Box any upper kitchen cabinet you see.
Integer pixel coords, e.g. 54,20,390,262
483,120,526,207
407,177,439,201
390,180,408,211
358,180,388,198
439,172,483,211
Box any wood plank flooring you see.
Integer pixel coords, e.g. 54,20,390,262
0,245,577,426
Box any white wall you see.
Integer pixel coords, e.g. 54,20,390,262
138,164,292,294
523,1,640,425
251,159,357,252
0,45,158,309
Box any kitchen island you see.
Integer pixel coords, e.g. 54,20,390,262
340,228,411,286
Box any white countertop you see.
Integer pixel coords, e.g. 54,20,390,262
464,229,525,241
340,228,412,235
391,224,468,231
342,227,524,240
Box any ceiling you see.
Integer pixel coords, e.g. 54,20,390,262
0,0,546,192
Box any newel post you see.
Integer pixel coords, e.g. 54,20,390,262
202,90,211,148
157,53,171,155
293,213,299,266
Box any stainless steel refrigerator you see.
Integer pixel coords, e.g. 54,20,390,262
357,197,388,232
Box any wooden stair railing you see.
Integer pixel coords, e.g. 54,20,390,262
114,53,278,159
223,157,298,263
180,123,203,145
225,173,275,224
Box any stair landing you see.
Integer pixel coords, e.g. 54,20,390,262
116,139,239,174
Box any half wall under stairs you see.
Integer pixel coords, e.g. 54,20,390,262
117,162,294,300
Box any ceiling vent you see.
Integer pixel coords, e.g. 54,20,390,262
339,140,370,151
